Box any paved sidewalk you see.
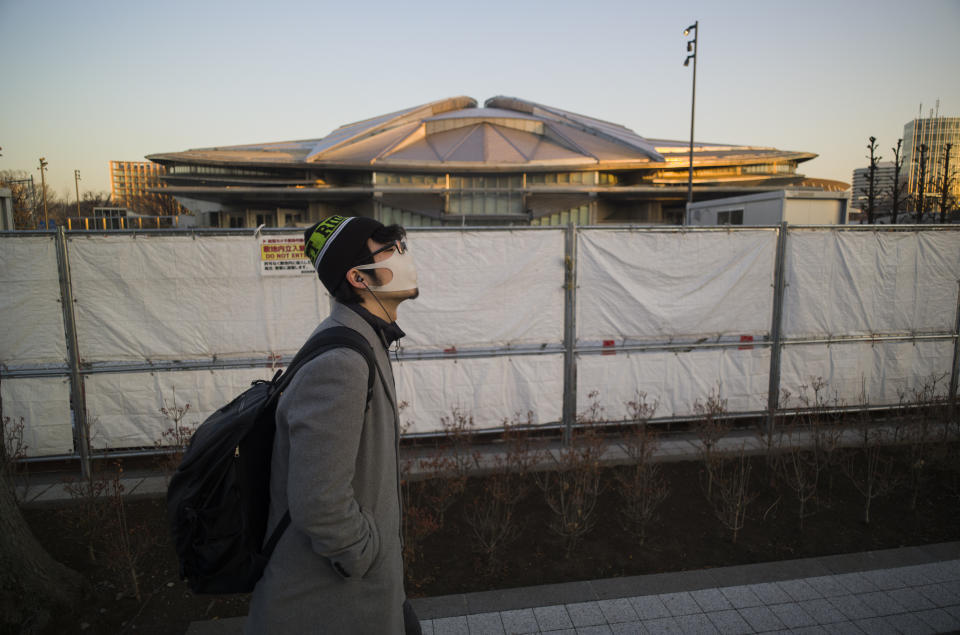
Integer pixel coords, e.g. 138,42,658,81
185,542,960,634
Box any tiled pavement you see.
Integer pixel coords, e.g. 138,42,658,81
185,542,960,634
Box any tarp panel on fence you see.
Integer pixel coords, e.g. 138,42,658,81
394,354,564,433
576,229,777,342
84,354,563,446
0,376,73,456
400,230,565,350
577,347,771,420
783,230,960,338
84,368,276,449
0,236,68,366
779,340,953,407
68,234,329,362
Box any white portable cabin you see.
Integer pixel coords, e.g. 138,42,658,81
686,190,849,226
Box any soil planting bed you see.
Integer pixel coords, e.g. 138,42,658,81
23,453,960,634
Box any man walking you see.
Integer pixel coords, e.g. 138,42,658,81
246,215,419,634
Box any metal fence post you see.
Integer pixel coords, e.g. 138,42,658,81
766,222,789,434
561,223,579,445
54,228,91,479
950,280,960,420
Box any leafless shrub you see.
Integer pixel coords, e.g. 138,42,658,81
153,388,197,481
774,442,820,530
766,390,822,529
416,408,479,527
694,387,731,498
842,388,902,525
1,415,29,494
894,374,950,509
535,393,606,555
60,470,113,564
463,416,536,575
101,463,156,602
701,445,758,543
793,377,845,507
398,404,440,591
615,392,668,544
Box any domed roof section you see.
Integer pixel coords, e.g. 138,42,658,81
147,96,816,170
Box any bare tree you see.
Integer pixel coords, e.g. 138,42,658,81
889,139,906,224
916,144,929,219
938,142,955,224
0,169,49,229
864,136,881,224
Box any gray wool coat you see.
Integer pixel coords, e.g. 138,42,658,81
245,302,405,634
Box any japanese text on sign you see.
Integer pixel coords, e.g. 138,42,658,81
259,236,314,276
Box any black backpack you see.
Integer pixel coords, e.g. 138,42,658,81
167,326,376,594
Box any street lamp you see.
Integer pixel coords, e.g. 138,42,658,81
74,169,82,219
38,157,49,229
683,21,698,221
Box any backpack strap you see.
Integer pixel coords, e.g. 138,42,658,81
262,326,377,560
274,326,376,401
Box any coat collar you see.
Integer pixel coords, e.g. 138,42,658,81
326,302,398,414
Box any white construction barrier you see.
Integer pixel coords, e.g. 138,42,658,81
1,226,957,457
83,367,277,449
783,229,960,338
67,234,330,362
0,376,73,457
576,229,777,342
577,347,771,420
0,236,68,366
780,339,954,407
400,230,565,350
394,354,564,434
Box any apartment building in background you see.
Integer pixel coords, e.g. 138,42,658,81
903,115,960,210
109,160,188,216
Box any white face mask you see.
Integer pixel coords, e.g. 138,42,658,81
355,249,418,292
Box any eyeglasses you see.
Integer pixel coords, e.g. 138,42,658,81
368,239,407,258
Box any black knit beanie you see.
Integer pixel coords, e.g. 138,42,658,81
303,215,384,294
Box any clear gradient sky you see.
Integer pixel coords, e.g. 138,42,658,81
1,0,958,198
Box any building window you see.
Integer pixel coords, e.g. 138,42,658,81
448,175,523,216
717,209,744,225
254,212,276,228
228,214,244,228
526,172,594,185
283,213,303,227
376,173,444,186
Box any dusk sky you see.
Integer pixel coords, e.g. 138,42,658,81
1,0,958,197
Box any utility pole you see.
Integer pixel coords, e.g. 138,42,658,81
940,143,953,224
683,21,698,223
74,170,82,220
37,157,49,230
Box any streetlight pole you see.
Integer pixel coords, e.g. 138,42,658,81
683,21,698,223
74,170,82,220
38,157,49,229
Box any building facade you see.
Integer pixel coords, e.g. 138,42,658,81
687,190,848,226
850,161,899,213
109,160,188,216
147,96,847,228
903,116,960,212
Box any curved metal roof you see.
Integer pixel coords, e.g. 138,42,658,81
147,96,816,171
